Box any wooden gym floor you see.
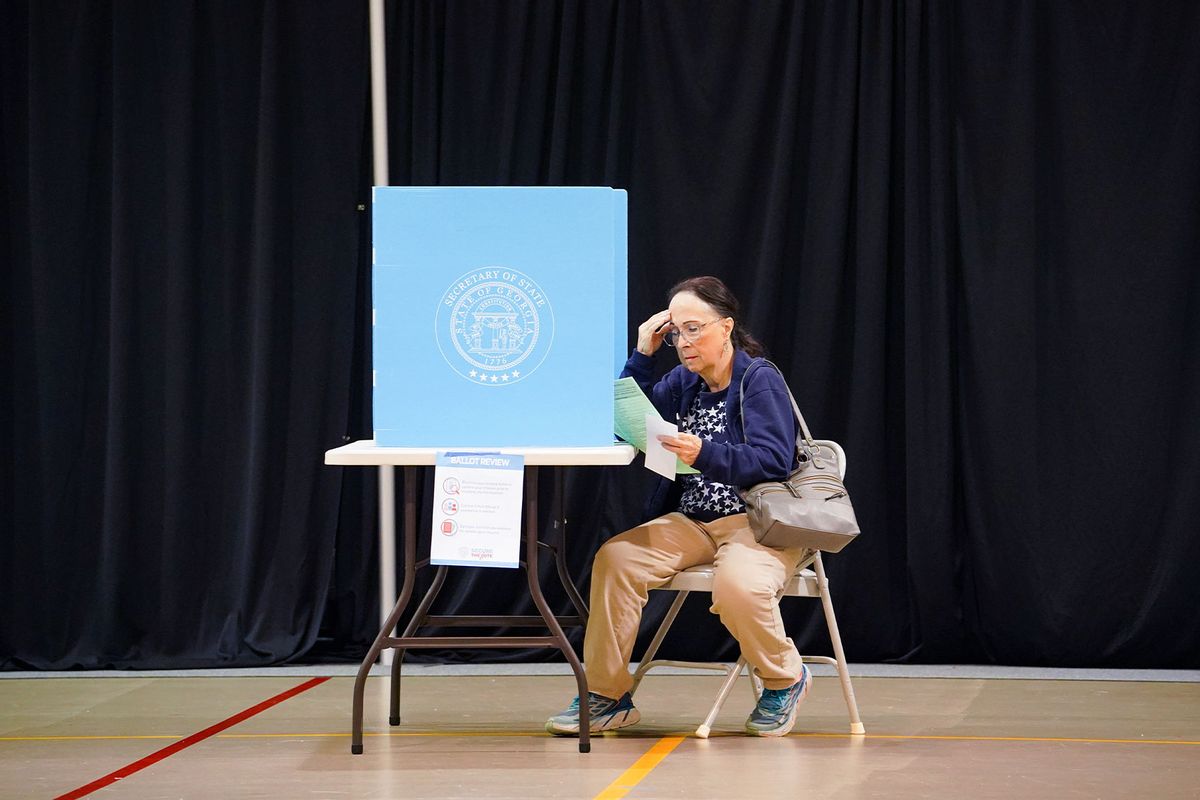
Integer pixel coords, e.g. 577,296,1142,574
2,666,1198,799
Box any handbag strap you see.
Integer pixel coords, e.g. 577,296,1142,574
738,358,816,452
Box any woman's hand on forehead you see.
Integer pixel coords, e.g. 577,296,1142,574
636,309,674,355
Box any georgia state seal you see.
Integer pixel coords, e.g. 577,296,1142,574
434,267,555,385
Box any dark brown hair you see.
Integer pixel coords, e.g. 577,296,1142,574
668,276,765,357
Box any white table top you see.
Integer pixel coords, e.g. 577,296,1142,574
325,439,637,467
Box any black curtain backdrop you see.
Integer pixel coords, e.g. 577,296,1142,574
3,1,1198,670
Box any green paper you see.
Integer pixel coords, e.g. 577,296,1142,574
613,377,699,475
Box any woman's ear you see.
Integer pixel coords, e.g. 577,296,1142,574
724,317,735,340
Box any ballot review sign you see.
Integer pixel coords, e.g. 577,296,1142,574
431,452,524,568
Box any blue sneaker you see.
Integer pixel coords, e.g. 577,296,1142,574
745,663,811,736
546,691,641,735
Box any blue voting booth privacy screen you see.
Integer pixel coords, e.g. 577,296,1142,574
373,187,628,447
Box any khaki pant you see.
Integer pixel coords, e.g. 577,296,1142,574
584,511,808,699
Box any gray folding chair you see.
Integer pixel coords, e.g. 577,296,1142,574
629,439,866,738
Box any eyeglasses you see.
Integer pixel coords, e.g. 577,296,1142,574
663,318,724,347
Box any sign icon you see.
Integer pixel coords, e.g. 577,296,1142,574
442,477,461,494
441,498,459,515
440,520,457,536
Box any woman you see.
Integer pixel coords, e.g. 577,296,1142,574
547,276,811,738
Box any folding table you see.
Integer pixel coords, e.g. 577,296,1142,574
324,440,636,754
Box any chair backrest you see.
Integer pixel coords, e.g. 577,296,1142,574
810,439,847,480
782,439,845,595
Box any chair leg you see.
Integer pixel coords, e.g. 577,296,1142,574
749,666,763,701
630,590,690,696
696,657,748,739
813,553,865,734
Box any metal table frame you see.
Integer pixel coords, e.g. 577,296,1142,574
324,442,636,755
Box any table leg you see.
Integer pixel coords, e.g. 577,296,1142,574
552,468,589,623
524,467,591,753
352,466,419,755
390,564,449,725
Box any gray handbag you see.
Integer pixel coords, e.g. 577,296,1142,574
737,360,861,553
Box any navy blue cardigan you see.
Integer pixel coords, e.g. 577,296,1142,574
620,348,800,521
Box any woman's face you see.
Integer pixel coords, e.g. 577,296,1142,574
667,291,734,376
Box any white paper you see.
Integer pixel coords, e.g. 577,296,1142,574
613,378,698,474
431,452,524,568
644,413,680,481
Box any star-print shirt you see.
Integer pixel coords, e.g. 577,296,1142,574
678,388,747,522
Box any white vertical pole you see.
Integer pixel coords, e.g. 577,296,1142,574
378,465,396,666
369,0,393,664
369,0,390,187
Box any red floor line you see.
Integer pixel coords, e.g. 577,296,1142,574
54,676,330,800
